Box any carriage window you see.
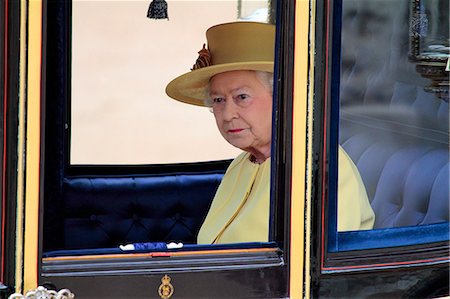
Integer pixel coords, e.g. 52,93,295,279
43,0,280,257
70,0,272,165
331,0,449,250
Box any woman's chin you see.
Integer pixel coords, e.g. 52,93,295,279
227,140,251,152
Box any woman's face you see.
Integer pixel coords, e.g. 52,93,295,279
209,70,273,159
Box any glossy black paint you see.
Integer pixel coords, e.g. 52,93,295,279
41,250,286,298
43,266,287,299
41,0,71,254
317,264,449,299
0,0,21,296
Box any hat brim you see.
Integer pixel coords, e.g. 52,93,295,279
166,61,274,107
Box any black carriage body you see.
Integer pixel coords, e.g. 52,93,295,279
0,0,448,298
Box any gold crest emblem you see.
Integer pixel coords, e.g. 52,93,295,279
158,274,174,299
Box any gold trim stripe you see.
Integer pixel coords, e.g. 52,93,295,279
23,0,42,292
290,0,311,298
15,0,28,294
304,0,316,297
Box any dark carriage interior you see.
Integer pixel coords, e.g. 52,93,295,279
42,0,448,257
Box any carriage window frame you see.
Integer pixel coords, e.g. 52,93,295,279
0,0,5,284
41,0,292,266
316,0,449,263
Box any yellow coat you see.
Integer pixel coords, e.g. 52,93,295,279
197,147,375,244
337,147,375,231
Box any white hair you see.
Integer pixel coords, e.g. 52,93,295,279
203,71,274,107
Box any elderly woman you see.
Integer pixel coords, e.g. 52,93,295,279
166,22,374,244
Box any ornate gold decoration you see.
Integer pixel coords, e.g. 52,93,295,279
8,286,75,299
191,44,211,71
408,0,449,101
158,275,174,299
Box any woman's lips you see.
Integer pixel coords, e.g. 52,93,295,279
228,128,244,133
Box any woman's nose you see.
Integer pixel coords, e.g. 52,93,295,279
222,98,239,121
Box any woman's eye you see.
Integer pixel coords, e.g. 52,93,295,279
236,94,249,101
212,97,225,104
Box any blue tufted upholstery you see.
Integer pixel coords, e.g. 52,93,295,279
370,147,448,228
340,84,449,229
61,173,223,250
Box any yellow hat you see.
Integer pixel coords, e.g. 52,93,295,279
165,21,275,107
